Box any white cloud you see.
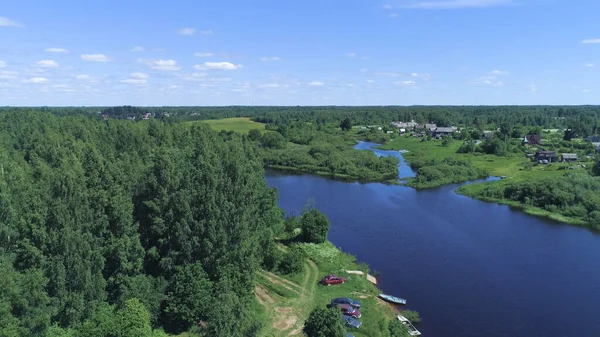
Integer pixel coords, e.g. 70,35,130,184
530,82,538,92
411,72,432,80
582,89,590,93
149,59,181,71
0,60,5,68
121,74,149,84
81,54,111,62
403,0,514,9
389,13,399,18
0,70,17,79
0,16,22,27
472,75,503,86
366,80,375,83
37,60,59,68
383,4,393,9
375,71,401,77
397,80,416,85
260,56,281,61
180,72,207,81
76,74,90,80
194,52,214,57
585,63,595,67
45,48,69,53
348,52,357,57
131,46,145,52
309,81,324,86
24,77,48,83
581,39,600,44
489,69,509,75
200,30,214,35
178,27,196,36
131,72,149,79
259,83,280,88
121,78,147,84
195,62,242,70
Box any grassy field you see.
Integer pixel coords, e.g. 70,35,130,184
378,136,589,182
256,242,404,337
194,117,265,133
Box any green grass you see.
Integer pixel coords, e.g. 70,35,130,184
192,117,265,133
256,242,402,337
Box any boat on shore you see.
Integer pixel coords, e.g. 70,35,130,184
378,293,407,305
398,315,421,336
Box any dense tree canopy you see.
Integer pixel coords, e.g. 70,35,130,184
303,307,345,337
0,112,282,336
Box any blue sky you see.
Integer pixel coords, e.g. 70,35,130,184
0,0,599,106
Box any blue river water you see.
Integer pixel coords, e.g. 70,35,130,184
265,142,600,337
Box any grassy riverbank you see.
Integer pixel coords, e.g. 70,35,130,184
256,241,409,337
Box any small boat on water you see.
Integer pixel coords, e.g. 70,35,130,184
378,293,407,305
397,315,421,336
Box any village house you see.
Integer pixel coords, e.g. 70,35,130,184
391,121,417,128
430,127,456,138
585,135,600,143
535,150,558,163
483,131,496,140
425,123,437,130
523,134,542,146
561,153,578,163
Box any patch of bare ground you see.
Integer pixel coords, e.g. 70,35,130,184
351,291,371,299
273,315,298,331
263,271,303,291
255,286,275,304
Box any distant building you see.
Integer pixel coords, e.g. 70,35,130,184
425,123,437,130
535,150,558,163
399,128,406,134
523,134,542,146
585,135,600,143
431,127,455,138
391,120,418,128
483,131,496,140
561,153,578,162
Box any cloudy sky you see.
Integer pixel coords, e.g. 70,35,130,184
0,0,599,106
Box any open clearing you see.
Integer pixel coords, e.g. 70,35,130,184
256,242,400,337
197,117,265,133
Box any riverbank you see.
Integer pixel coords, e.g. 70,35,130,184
265,165,398,184
256,241,414,337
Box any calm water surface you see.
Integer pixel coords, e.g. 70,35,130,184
265,142,600,337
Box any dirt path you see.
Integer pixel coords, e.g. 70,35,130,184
258,272,302,295
257,259,320,337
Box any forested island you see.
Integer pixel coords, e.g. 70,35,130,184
1,105,600,336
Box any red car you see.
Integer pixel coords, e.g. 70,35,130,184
321,274,346,285
335,304,362,319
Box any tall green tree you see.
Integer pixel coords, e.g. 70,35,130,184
300,209,331,244
340,118,352,131
303,307,345,337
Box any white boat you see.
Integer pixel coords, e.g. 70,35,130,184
397,315,421,336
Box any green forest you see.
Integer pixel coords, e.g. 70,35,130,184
0,112,283,336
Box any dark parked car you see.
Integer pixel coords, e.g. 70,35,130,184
331,297,361,308
321,274,345,285
331,304,361,318
342,315,362,328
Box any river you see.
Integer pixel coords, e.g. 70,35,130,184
265,142,600,337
